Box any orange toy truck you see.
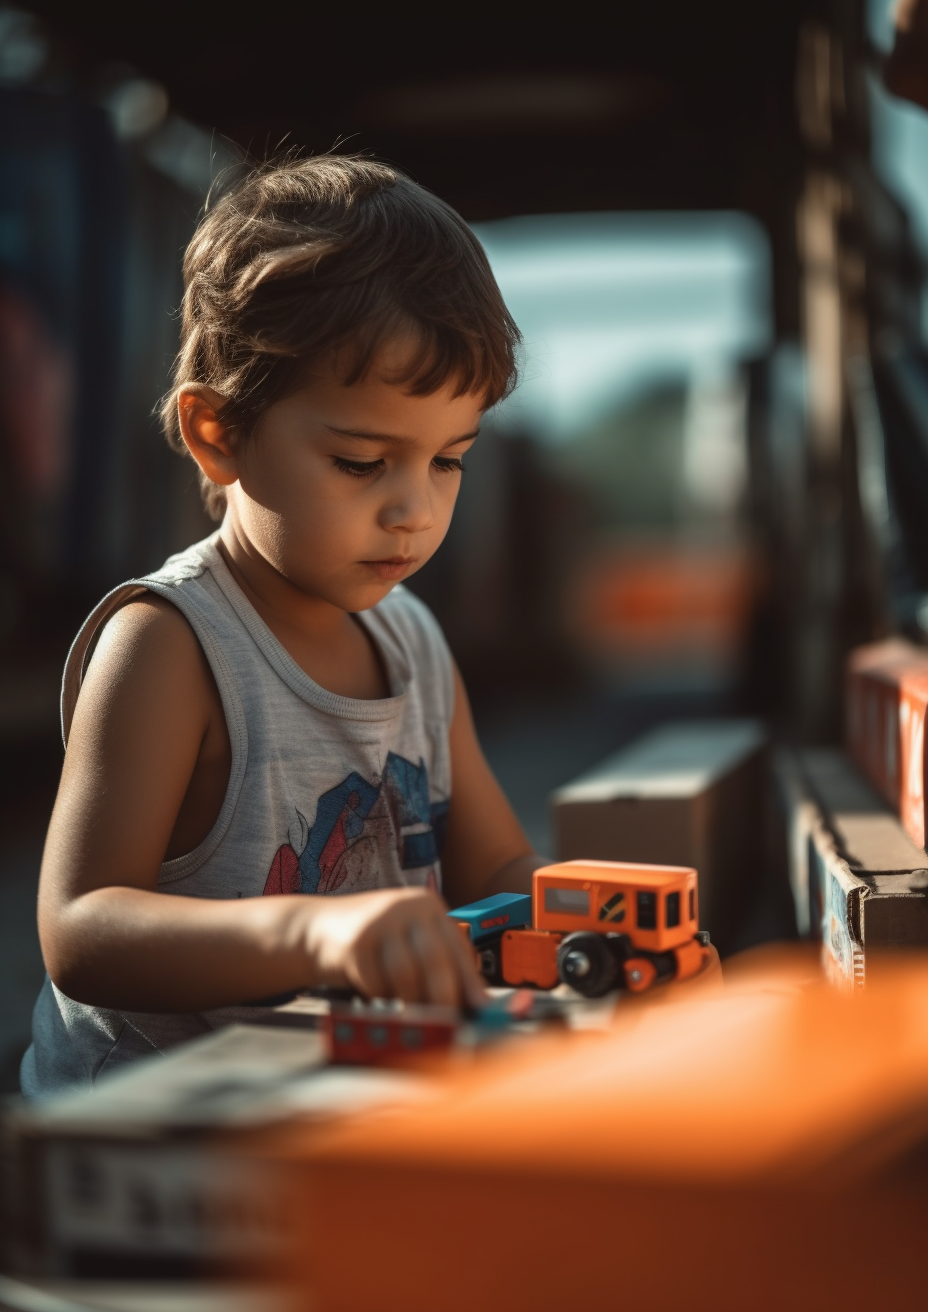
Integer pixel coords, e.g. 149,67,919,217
450,860,711,998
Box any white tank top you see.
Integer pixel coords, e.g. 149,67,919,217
22,534,454,1097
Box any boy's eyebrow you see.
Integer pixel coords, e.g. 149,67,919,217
325,425,480,447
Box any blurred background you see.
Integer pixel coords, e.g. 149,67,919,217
1,0,927,1083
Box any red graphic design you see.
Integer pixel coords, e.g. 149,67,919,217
316,790,360,894
263,843,300,896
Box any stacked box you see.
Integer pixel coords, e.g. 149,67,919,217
773,747,928,986
1,997,613,1282
1,1023,432,1280
845,638,928,847
550,720,765,953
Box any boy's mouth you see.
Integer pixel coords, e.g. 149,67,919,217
361,556,416,580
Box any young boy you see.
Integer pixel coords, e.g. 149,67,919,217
22,154,546,1097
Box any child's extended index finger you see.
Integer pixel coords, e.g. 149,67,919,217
439,913,488,1011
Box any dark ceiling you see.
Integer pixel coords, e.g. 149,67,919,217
26,0,807,223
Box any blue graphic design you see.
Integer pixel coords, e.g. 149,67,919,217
297,772,380,893
280,753,447,896
382,752,432,827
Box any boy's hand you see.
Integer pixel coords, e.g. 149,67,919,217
304,887,487,1010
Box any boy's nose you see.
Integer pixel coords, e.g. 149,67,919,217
379,480,435,534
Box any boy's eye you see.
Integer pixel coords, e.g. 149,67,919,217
333,455,465,477
332,457,384,478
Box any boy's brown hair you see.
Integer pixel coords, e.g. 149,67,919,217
161,153,520,518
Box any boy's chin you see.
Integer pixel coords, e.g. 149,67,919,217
346,557,426,605
345,580,403,612
331,575,406,613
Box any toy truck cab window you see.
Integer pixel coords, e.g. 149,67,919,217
598,891,626,923
689,887,696,921
666,891,681,929
544,887,590,915
636,891,657,930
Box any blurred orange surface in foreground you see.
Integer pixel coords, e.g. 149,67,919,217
256,948,928,1312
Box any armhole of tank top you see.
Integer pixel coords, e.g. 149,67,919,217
61,582,151,746
60,579,249,885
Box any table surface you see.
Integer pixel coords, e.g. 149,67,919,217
0,1275,298,1312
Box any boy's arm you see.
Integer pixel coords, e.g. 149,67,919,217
439,663,549,909
39,599,482,1011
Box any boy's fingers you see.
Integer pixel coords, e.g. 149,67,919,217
408,920,458,1007
349,939,388,1000
380,932,425,1003
440,915,488,1010
344,892,486,1009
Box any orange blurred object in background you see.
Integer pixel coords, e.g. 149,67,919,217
253,949,928,1312
846,639,928,847
574,542,759,669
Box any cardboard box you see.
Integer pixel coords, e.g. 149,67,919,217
846,638,928,847
769,747,820,937
2,1023,433,1280
845,637,914,783
550,720,765,952
814,831,867,989
268,955,928,1312
1,994,616,1284
773,748,928,986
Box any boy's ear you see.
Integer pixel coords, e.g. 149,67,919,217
176,385,240,487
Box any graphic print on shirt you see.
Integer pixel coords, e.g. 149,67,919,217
262,751,450,897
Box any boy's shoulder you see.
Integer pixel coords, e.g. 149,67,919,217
141,534,220,588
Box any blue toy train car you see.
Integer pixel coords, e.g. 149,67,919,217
450,891,532,982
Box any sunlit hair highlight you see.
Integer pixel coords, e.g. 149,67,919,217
160,153,520,518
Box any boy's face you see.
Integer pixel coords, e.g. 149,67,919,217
220,343,484,613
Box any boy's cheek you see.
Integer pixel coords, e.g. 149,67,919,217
243,479,457,598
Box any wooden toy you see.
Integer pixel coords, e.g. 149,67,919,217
450,860,711,997
448,891,532,981
322,1002,459,1065
320,989,565,1066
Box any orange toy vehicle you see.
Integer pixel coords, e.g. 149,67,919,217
451,860,711,998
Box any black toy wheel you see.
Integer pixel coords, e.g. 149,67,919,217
477,937,503,985
557,933,620,998
604,932,633,962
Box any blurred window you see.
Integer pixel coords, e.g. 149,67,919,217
544,886,590,915
665,891,681,929
637,891,657,930
471,211,771,696
474,211,770,445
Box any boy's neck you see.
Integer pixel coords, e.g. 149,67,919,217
217,519,351,644
215,521,390,700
